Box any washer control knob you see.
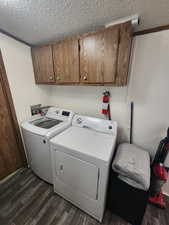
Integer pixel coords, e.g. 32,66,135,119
76,117,82,124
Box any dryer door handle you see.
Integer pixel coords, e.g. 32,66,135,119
58,164,64,175
60,164,64,171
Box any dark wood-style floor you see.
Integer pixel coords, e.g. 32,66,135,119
0,168,169,225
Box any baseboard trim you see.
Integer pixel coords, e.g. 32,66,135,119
0,168,24,184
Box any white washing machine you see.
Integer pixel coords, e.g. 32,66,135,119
50,115,117,221
21,107,74,184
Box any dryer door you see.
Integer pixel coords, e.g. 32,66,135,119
22,128,52,183
55,150,99,200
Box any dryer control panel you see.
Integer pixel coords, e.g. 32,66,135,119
72,115,117,135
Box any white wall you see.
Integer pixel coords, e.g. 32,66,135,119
128,31,169,194
129,32,169,156
0,33,51,123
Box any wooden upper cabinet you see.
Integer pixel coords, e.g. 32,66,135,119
80,31,104,84
31,21,132,86
116,22,133,86
31,45,55,84
52,38,79,83
103,25,119,83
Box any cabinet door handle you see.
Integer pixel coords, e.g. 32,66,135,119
83,75,87,80
56,76,60,81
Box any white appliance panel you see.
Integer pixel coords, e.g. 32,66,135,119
46,107,73,121
72,115,117,135
50,126,116,163
55,150,99,200
22,129,52,183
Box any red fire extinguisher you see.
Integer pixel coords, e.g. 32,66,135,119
102,91,111,120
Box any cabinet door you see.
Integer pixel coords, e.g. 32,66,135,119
116,22,133,86
103,26,119,83
80,31,104,84
31,46,55,84
53,39,79,83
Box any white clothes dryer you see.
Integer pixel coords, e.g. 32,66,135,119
50,114,117,221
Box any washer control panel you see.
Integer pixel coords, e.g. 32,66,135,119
46,107,74,121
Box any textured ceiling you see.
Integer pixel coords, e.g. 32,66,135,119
0,0,169,45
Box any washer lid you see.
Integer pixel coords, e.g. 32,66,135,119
31,117,63,129
21,107,74,137
50,126,117,163
21,116,70,137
